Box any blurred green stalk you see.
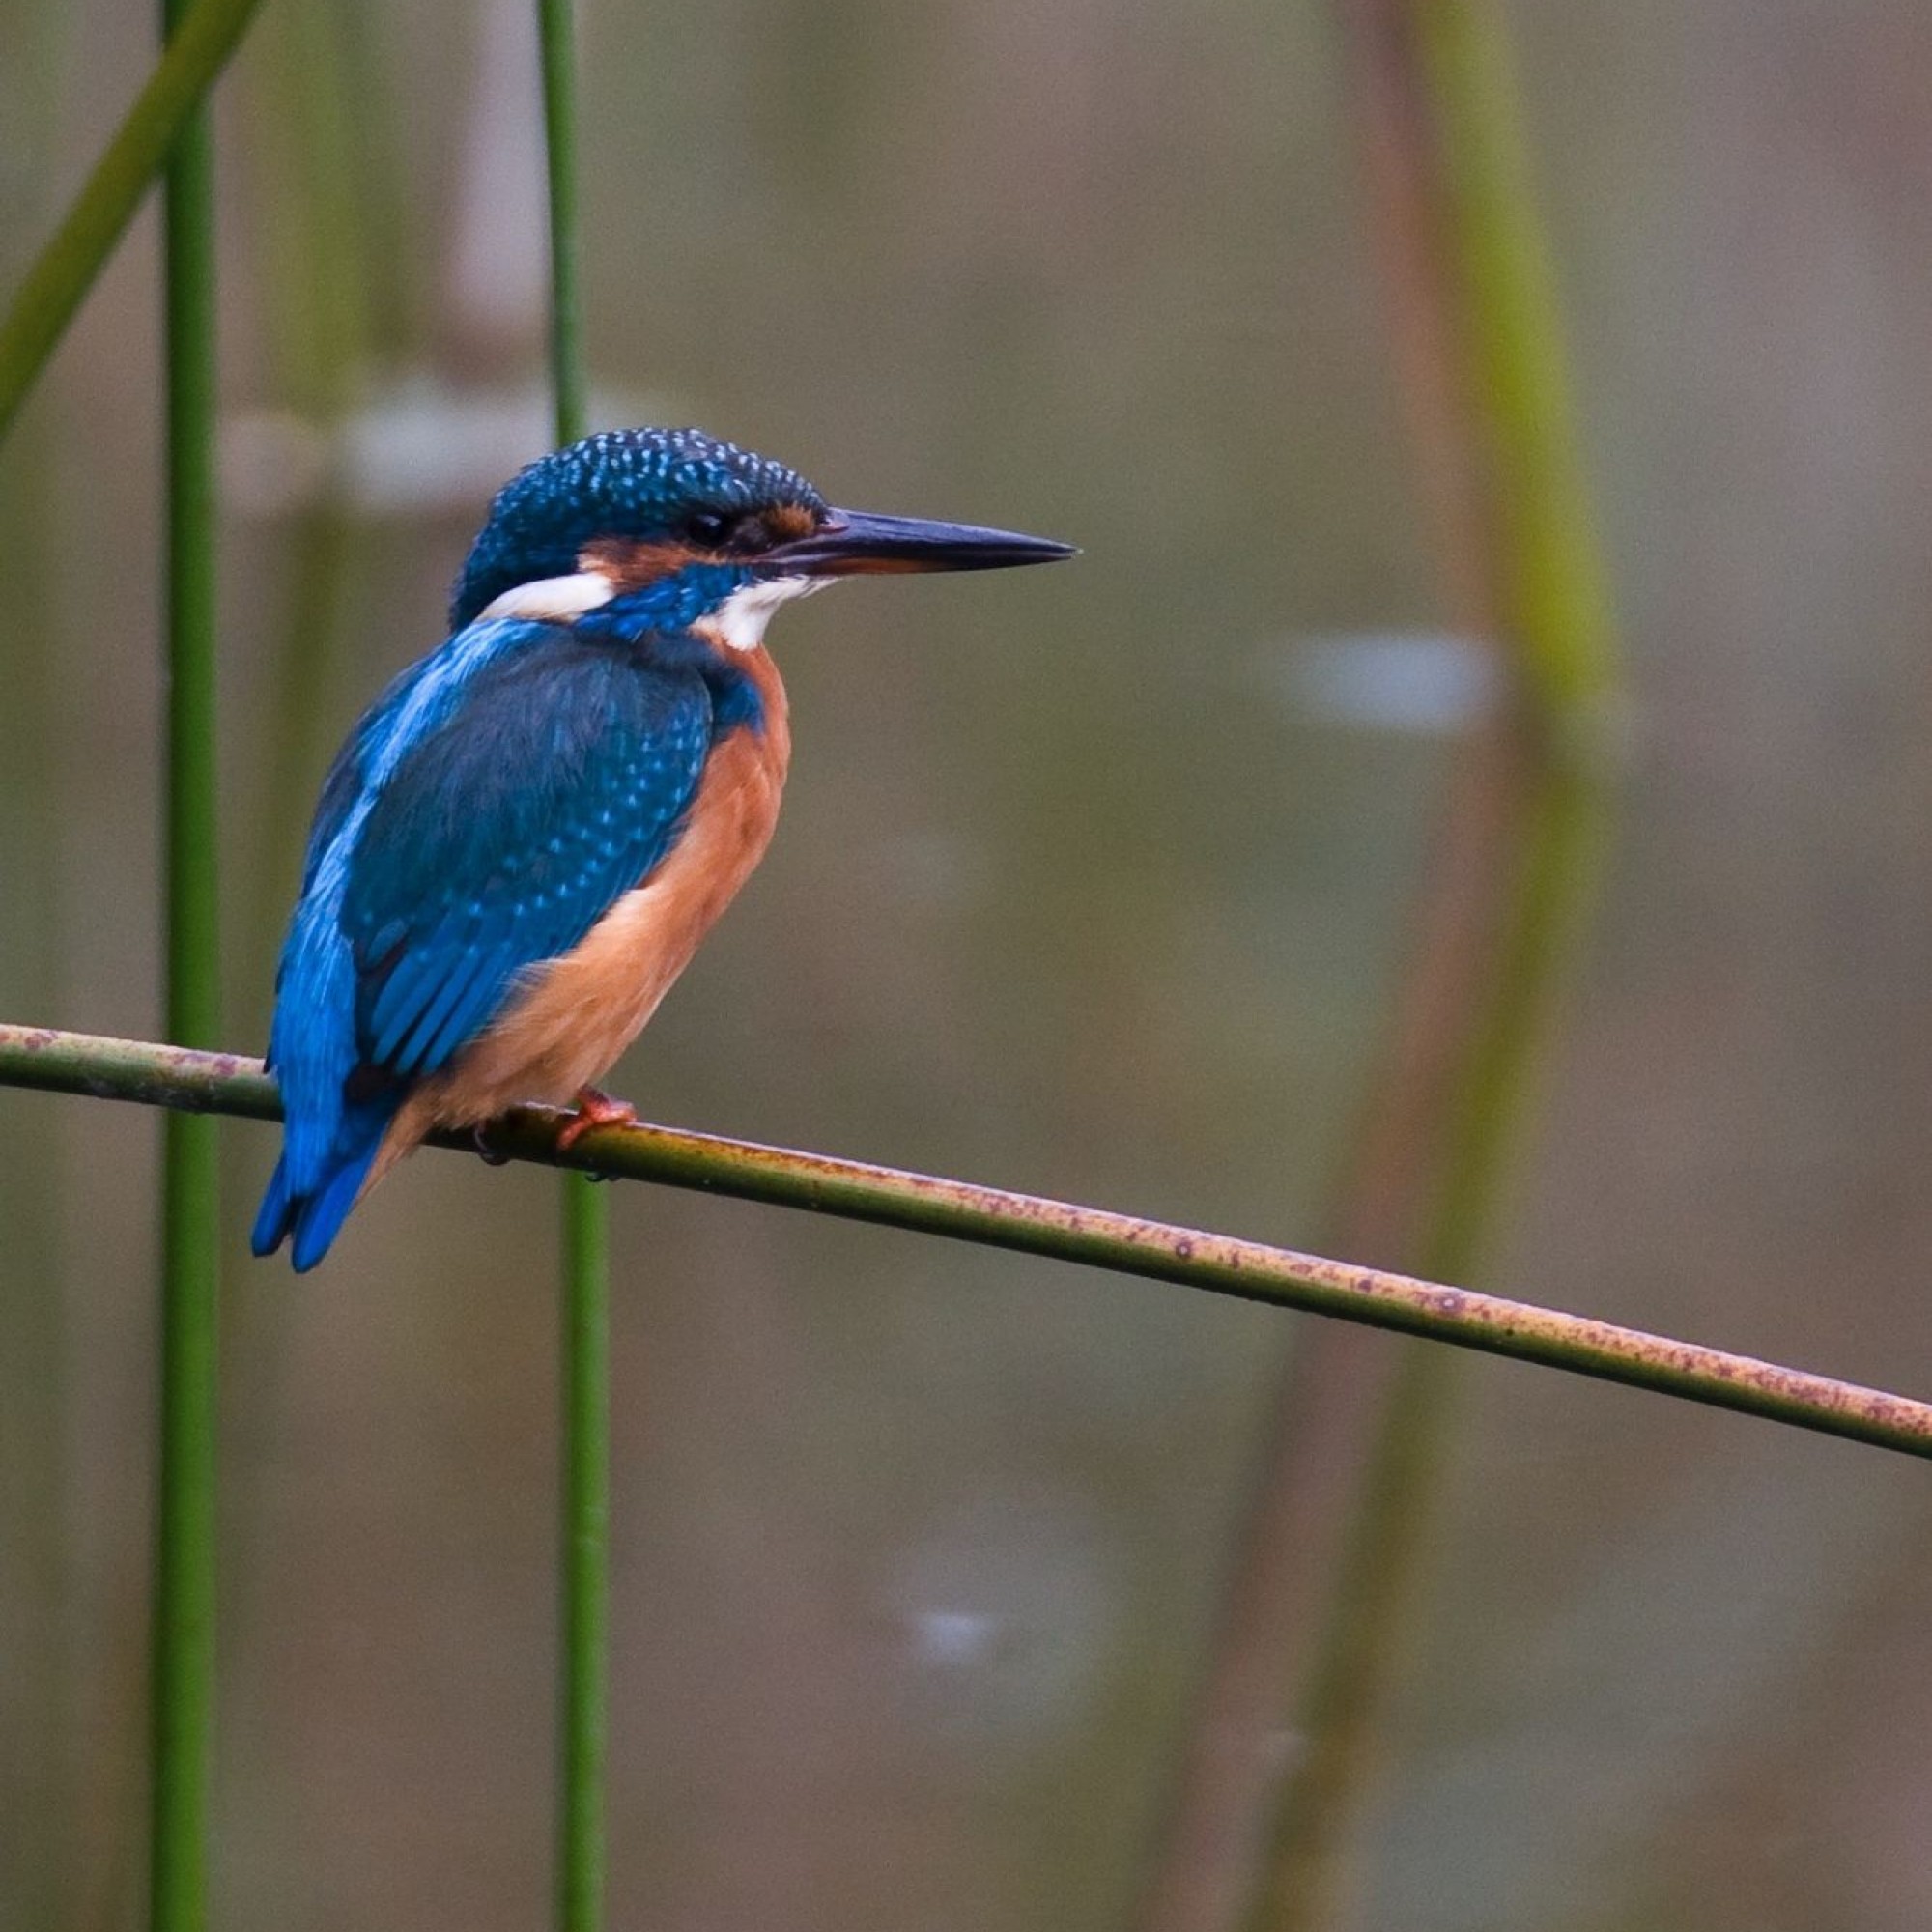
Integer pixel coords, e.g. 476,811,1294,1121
234,0,389,1005
152,0,223,1920
0,12,81,1918
541,0,587,448
558,1160,610,1932
1414,0,1619,737
1256,764,1607,1932
0,425,73,1932
537,2,608,1927
0,0,265,447
1247,5,1624,1927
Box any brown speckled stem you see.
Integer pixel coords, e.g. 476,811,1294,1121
5,1020,1929,1458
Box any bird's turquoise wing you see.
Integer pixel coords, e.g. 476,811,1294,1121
339,630,714,1079
257,619,714,1269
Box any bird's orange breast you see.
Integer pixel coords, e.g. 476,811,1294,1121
373,646,790,1170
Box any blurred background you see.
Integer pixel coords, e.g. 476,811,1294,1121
6,1,1932,1927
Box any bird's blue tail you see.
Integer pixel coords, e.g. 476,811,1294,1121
252,1099,397,1272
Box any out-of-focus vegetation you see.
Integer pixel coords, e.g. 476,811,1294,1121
5,2,1932,1930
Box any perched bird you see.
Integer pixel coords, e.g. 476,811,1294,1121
253,425,1072,1270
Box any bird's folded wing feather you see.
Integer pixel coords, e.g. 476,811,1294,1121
325,626,715,1083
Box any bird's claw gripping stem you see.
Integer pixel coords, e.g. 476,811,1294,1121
555,1087,639,1154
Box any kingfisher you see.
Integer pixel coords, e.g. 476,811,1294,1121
252,425,1072,1270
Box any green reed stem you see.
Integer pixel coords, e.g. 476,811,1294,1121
0,0,265,447
540,0,587,449
152,0,223,1919
537,2,605,1926
1415,0,1620,738
557,1158,609,1932
7,1024,1932,1463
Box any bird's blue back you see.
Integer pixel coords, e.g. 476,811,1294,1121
255,604,758,1269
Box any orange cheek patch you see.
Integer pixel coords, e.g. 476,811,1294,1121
764,503,820,544
579,537,694,591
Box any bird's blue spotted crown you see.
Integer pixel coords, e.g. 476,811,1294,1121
450,426,825,627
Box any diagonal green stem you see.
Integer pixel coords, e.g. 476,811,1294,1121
536,2,605,1926
151,0,223,1919
0,0,266,447
5,1024,1932,1463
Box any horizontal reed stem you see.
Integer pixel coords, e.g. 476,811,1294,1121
3,1020,1929,1461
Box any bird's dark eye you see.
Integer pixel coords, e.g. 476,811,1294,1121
685,510,734,548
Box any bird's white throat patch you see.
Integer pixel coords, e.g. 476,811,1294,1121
702,575,825,653
478,568,822,650
479,571,615,623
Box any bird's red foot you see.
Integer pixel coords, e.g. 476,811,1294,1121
555,1087,639,1154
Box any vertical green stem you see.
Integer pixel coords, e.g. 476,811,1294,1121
1244,3,1623,1926
537,3,606,1928
539,0,586,449
152,0,222,1919
557,1165,610,1932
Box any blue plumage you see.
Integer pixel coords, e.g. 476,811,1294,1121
254,423,1072,1268
252,1091,399,1273
256,613,725,1270
450,428,822,627
345,629,714,1076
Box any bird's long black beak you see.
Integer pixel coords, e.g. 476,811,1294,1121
766,508,1076,578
